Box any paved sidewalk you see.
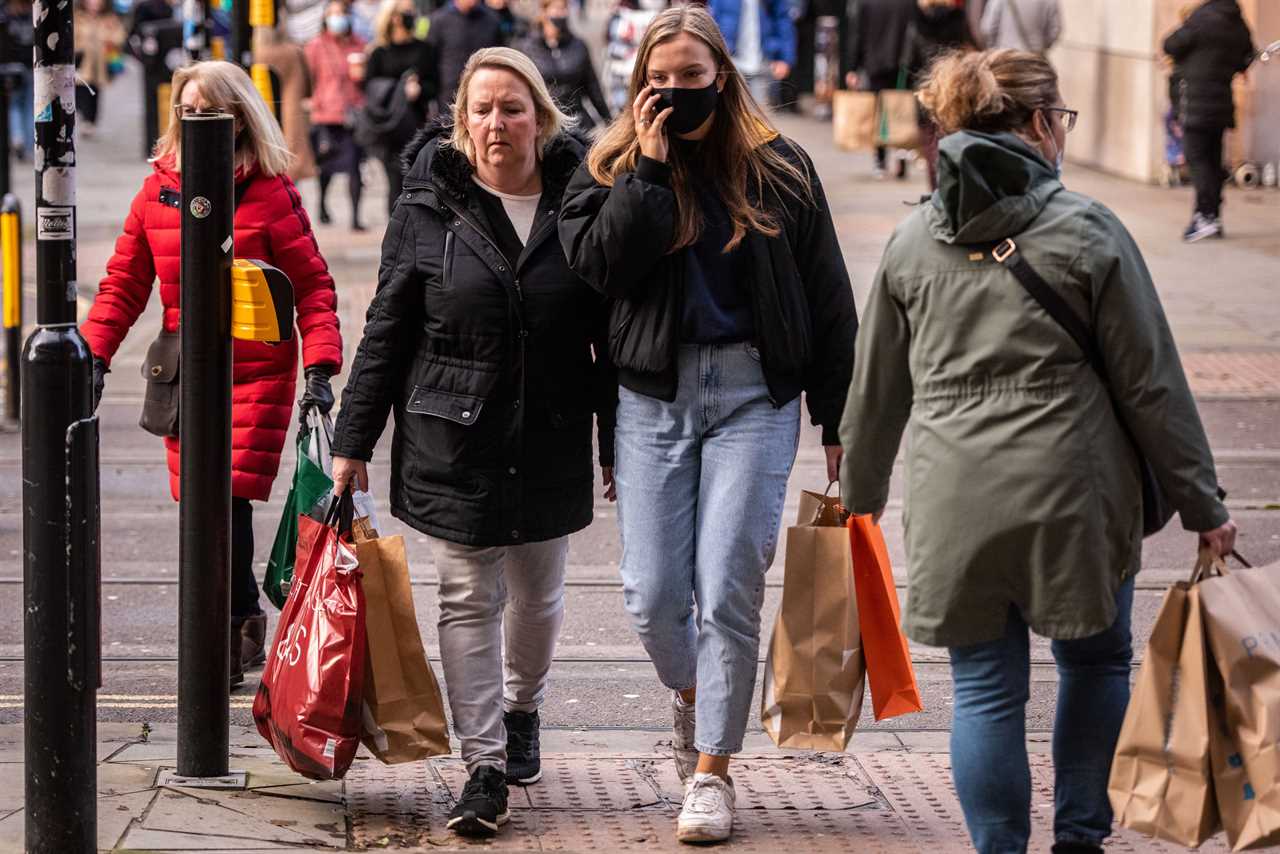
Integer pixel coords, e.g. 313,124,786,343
0,724,1235,852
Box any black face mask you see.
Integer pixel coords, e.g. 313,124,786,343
655,81,718,135
399,11,415,29
548,15,569,37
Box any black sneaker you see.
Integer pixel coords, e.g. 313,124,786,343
447,766,509,838
504,710,542,785
1051,843,1103,854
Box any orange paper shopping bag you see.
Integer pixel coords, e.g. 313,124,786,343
848,516,923,721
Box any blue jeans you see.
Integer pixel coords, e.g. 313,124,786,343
948,578,1135,853
9,67,33,153
615,342,800,755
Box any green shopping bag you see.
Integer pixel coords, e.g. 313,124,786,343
264,409,334,608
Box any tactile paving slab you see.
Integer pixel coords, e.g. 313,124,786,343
347,751,1237,851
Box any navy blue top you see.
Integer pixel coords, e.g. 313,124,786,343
676,143,755,344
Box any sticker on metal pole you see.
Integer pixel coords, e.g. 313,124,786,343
36,207,74,241
189,196,212,219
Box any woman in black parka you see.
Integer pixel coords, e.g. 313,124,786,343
331,47,613,840
1163,0,1254,242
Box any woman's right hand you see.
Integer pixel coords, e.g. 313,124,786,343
332,456,369,496
1199,518,1238,558
632,85,673,162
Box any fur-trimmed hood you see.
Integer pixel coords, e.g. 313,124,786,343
399,118,586,203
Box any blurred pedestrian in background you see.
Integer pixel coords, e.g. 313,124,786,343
74,0,127,138
1162,0,1254,242
516,0,610,133
843,0,914,178
307,0,369,229
707,0,795,107
840,48,1237,854
428,0,505,110
331,47,613,841
363,0,437,212
6,0,33,160
979,0,1059,55
902,0,975,189
254,15,318,183
560,5,856,843
81,61,343,689
485,0,524,43
604,0,665,114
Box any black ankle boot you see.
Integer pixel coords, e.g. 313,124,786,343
1052,842,1103,854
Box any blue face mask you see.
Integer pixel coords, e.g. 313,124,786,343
1040,111,1064,176
326,14,350,34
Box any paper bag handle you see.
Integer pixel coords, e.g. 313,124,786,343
1191,548,1230,584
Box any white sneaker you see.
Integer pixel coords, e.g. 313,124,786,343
677,773,735,843
672,693,698,782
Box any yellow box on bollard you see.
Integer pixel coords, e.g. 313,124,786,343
231,259,293,343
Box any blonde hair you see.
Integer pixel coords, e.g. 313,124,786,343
447,47,574,161
152,61,292,176
586,5,810,253
371,0,398,47
917,49,1059,136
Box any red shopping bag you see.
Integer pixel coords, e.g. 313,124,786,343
848,515,923,721
253,493,367,780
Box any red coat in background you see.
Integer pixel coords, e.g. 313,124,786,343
82,157,344,502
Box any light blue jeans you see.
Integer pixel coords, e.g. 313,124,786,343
948,578,1136,853
614,342,800,755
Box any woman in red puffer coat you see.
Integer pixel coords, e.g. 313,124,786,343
81,61,343,685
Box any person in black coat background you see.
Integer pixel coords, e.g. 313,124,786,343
1163,0,1254,242
363,0,438,214
843,0,916,177
427,0,505,110
331,48,613,841
902,0,975,189
516,0,611,133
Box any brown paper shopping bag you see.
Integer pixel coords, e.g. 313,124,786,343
833,90,877,152
1199,556,1280,851
876,89,920,149
1108,559,1222,847
760,485,865,751
357,528,451,763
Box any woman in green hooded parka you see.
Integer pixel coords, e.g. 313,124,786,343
838,49,1237,854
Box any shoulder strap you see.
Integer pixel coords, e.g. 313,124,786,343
991,238,1108,381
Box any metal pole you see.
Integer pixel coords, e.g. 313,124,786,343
175,111,235,781
23,0,100,847
231,0,252,69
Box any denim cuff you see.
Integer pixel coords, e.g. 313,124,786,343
694,742,740,757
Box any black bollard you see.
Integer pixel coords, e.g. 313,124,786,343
174,111,237,783
22,0,101,847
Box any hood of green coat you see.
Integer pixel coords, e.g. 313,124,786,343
926,131,1063,245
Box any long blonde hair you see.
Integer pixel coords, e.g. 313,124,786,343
152,61,292,176
586,5,810,253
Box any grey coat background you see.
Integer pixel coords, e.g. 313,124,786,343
980,0,1061,53
839,132,1228,649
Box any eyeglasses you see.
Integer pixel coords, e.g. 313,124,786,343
1045,107,1079,133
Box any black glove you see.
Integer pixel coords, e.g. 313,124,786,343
299,364,336,424
92,358,107,412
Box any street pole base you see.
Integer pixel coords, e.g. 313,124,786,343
159,770,247,789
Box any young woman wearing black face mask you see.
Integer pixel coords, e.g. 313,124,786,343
558,5,857,845
515,0,611,132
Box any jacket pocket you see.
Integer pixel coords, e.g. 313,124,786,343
405,386,485,425
139,329,180,438
403,351,503,424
